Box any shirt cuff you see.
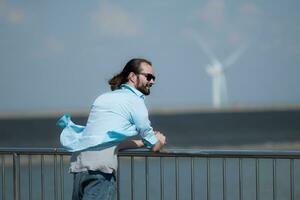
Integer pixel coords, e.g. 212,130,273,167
142,134,158,148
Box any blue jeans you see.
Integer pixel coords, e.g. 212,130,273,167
72,171,116,200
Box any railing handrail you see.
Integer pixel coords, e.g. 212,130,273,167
119,148,300,158
0,147,70,154
1,147,300,158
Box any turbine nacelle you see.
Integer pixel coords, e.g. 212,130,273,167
206,62,223,76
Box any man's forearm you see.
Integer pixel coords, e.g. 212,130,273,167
117,140,144,151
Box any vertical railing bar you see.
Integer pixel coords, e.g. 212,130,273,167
29,155,32,200
175,157,179,200
60,155,64,200
13,153,20,200
207,158,210,200
2,155,5,200
273,159,276,200
239,158,242,200
145,156,148,200
290,159,294,200
54,155,57,200
223,158,226,200
41,155,44,200
256,159,259,200
160,157,164,200
131,156,134,200
191,157,194,200
117,157,120,200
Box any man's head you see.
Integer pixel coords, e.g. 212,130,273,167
108,58,156,95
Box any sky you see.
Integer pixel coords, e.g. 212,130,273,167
1,0,300,114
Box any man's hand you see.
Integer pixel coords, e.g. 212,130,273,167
151,131,166,152
154,131,166,145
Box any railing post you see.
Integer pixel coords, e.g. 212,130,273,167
13,153,20,200
1,155,6,200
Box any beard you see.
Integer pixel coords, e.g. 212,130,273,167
142,87,150,95
137,84,151,95
136,78,151,95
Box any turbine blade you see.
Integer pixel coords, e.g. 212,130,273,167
223,44,248,68
188,30,220,64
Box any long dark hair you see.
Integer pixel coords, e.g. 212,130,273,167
108,58,152,91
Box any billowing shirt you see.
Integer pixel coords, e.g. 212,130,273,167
58,84,158,152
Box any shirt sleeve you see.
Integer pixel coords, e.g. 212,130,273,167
130,98,158,148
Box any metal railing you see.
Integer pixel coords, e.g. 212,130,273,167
0,148,71,200
1,148,300,200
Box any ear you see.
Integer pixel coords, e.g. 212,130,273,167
128,72,137,83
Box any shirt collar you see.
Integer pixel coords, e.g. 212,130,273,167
120,84,145,99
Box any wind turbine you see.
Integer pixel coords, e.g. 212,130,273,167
190,32,247,108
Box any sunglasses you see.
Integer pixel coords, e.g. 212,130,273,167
138,73,156,81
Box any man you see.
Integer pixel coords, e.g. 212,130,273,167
57,58,166,200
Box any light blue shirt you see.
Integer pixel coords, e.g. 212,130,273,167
57,84,158,152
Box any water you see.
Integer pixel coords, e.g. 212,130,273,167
1,109,300,149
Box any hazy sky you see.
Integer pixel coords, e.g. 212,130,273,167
1,0,300,113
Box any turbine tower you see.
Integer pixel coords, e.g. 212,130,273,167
205,59,228,108
190,32,247,108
